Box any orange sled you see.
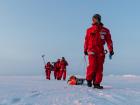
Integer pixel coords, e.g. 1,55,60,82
67,75,86,85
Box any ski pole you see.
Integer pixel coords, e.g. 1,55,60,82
41,54,46,65
84,55,88,67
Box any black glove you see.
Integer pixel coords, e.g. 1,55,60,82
84,51,88,55
109,51,114,59
110,51,114,56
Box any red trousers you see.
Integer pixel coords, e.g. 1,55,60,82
58,70,66,80
46,70,51,80
86,54,105,84
54,70,59,79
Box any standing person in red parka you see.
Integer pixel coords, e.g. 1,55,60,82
58,57,68,80
84,14,114,89
53,62,57,79
45,62,53,80
54,59,61,80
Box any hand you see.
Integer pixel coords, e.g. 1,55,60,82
84,51,88,55
109,51,114,60
110,51,114,56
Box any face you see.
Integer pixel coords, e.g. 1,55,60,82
92,18,98,24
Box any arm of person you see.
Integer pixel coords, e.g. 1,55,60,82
105,29,114,54
66,61,68,66
84,30,89,55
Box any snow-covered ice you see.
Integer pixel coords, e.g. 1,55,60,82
0,75,140,105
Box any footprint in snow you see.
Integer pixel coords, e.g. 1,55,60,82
10,97,21,104
29,90,41,98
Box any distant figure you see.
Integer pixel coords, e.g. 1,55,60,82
84,14,114,89
45,62,53,80
52,62,57,79
58,57,68,80
53,59,61,79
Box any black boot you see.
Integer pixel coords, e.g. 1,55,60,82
94,84,103,89
87,80,92,87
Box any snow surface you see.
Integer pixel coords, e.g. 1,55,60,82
0,75,140,105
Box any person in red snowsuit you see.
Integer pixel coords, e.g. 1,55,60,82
53,59,61,79
84,14,114,89
45,62,53,80
58,57,68,80
53,62,57,79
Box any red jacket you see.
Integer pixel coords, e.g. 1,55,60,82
54,61,60,71
56,61,61,69
45,63,53,71
60,60,68,70
84,23,113,54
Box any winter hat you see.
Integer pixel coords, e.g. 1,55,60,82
93,14,101,22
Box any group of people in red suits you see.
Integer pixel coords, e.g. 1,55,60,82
45,14,114,89
45,57,68,80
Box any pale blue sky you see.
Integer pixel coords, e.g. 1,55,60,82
0,0,140,76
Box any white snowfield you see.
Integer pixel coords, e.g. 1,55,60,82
0,75,140,105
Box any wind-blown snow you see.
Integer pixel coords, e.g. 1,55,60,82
122,74,138,78
0,75,140,105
